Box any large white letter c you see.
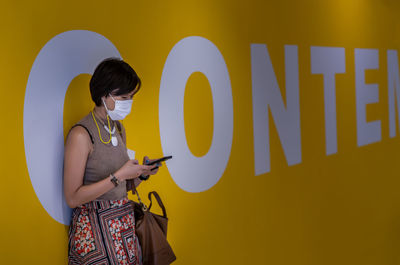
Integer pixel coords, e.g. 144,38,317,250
24,30,121,225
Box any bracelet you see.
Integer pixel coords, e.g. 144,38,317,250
110,173,120,187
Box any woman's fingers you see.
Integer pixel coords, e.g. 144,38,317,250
132,158,162,179
149,166,159,175
142,165,157,175
143,156,162,167
138,165,150,174
144,165,156,171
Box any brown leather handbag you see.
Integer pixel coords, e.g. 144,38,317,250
131,183,176,265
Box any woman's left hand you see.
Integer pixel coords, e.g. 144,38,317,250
143,156,161,175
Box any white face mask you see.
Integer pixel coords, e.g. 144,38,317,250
102,94,133,120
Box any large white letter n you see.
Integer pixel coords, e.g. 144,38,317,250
251,44,302,176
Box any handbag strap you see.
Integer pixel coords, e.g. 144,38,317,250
148,191,167,218
131,180,148,211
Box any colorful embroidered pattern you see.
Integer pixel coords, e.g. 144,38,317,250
73,209,96,256
68,198,142,265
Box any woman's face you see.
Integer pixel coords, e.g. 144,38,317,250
102,89,136,111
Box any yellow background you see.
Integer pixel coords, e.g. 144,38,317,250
1,0,400,264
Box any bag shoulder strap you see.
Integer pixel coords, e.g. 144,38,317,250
148,191,167,218
130,177,167,217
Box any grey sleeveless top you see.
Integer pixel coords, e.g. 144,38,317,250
73,112,130,200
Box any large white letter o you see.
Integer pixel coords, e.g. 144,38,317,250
159,36,233,193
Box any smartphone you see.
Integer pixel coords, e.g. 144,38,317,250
139,155,173,180
145,155,173,166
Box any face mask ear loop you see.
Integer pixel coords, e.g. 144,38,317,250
101,97,113,125
107,94,118,118
102,97,109,112
110,94,117,102
108,95,125,134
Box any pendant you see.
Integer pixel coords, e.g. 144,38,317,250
111,136,118,146
104,124,118,146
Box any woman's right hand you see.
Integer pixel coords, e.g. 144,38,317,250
114,159,156,181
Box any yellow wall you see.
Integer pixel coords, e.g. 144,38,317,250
2,0,400,264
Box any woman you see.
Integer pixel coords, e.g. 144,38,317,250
64,58,159,264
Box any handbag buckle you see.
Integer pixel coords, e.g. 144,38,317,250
141,203,148,211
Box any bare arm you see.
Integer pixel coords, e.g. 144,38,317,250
63,127,117,208
63,126,156,208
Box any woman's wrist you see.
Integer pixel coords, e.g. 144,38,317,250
113,171,125,181
109,173,119,187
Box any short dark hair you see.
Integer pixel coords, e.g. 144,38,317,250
89,57,141,106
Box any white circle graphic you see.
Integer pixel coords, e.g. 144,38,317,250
159,36,234,193
24,30,121,225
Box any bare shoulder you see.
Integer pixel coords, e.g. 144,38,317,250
65,126,93,153
68,126,90,141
